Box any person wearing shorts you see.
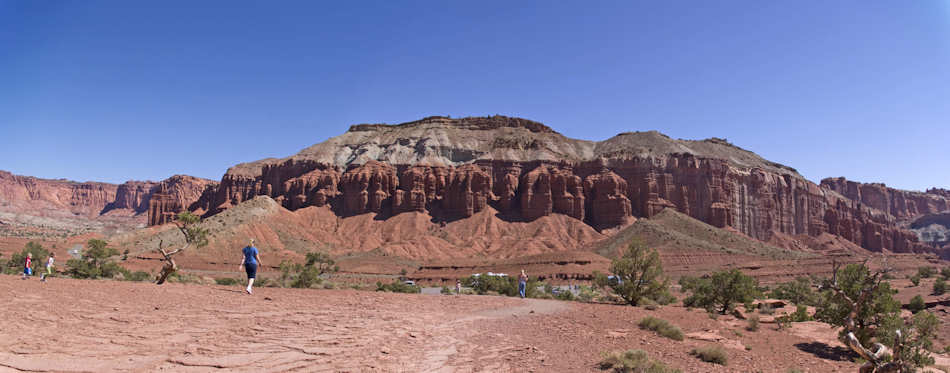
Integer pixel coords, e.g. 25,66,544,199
41,253,54,282
239,239,262,294
21,252,33,280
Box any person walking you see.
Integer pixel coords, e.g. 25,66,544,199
41,253,54,282
518,269,528,298
455,279,461,296
21,252,32,280
239,239,262,295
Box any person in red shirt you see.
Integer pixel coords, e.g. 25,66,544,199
21,252,33,280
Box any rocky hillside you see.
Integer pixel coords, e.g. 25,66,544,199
113,195,606,269
158,115,938,256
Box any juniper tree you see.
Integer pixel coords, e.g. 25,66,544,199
155,211,208,284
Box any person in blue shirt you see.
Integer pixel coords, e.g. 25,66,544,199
240,239,263,294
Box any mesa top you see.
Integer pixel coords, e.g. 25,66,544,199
242,246,259,265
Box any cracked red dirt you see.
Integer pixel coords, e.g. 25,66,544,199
0,275,902,373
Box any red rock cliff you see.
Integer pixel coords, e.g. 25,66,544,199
146,175,219,226
0,170,215,228
0,170,120,217
198,116,939,255
107,181,159,213
821,177,950,220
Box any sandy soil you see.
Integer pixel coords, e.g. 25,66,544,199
0,275,566,373
0,275,940,373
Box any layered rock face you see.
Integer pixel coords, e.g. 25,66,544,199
107,181,159,213
0,170,121,217
0,170,216,227
146,175,219,226
821,177,950,220
199,115,940,254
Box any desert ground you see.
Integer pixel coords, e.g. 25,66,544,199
4,274,932,373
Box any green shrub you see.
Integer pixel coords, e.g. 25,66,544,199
653,291,677,306
464,274,540,298
441,286,453,295
789,304,813,322
65,239,127,279
126,271,152,282
638,316,684,341
815,263,901,346
877,311,939,369
908,295,927,313
376,280,421,293
941,268,950,280
746,315,760,332
911,274,921,286
276,252,339,289
5,242,49,275
776,314,792,330
769,277,817,306
598,349,680,373
918,267,936,279
594,239,671,306
691,346,728,365
215,277,240,286
577,285,599,303
681,269,760,314
643,301,660,311
256,277,277,287
166,272,202,284
934,278,947,295
555,289,575,301
291,265,323,288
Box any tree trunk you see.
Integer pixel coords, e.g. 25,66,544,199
156,258,176,285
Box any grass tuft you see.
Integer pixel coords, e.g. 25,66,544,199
598,349,681,373
638,316,684,341
691,345,728,365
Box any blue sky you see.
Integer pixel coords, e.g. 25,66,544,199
1,1,948,191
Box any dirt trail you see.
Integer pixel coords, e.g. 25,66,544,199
0,276,565,372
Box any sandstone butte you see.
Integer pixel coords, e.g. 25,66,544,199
159,115,949,256
2,115,948,257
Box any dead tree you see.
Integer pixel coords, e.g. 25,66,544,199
823,256,903,373
155,212,208,285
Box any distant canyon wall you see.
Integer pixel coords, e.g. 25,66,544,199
821,177,950,221
0,171,215,224
0,170,132,217
186,155,932,254
146,175,219,226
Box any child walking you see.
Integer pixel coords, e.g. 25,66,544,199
41,253,54,282
21,252,33,280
